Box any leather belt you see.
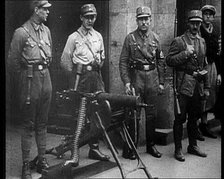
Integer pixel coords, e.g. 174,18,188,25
21,63,48,71
133,64,155,71
33,64,48,71
82,64,99,72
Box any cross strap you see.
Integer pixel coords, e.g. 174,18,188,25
76,30,98,62
22,26,48,60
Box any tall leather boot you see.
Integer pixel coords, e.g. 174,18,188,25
88,140,110,161
173,121,185,162
36,126,49,173
145,112,161,158
122,109,138,160
22,161,32,179
187,121,207,157
36,157,49,174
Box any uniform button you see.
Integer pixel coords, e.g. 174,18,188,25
38,65,43,70
86,65,92,71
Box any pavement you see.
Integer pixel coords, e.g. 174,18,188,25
6,118,222,179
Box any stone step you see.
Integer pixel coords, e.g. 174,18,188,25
154,114,221,145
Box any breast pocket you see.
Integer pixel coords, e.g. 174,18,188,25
23,37,38,58
91,39,101,53
26,37,36,48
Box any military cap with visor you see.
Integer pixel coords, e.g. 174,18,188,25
188,10,203,22
201,5,216,15
136,6,151,18
81,4,97,16
31,0,51,9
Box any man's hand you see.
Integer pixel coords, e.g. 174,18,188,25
158,84,165,95
217,74,222,86
204,89,210,99
125,83,133,95
185,44,195,56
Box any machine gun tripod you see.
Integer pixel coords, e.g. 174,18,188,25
31,90,156,178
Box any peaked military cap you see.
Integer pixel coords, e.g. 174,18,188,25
188,10,203,22
31,0,51,10
136,6,151,18
201,5,216,15
81,4,97,16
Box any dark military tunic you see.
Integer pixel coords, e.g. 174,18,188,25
8,17,52,161
119,28,165,147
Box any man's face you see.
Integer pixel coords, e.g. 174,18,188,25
36,7,50,22
202,10,214,24
188,21,201,35
136,16,151,32
81,15,97,30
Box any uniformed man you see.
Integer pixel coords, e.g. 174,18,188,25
199,5,221,139
166,10,210,162
7,0,52,178
119,6,165,159
60,4,110,167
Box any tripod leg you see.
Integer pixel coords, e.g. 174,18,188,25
95,111,126,179
122,122,153,179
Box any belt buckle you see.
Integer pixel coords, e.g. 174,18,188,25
86,65,92,71
38,65,43,70
143,65,150,71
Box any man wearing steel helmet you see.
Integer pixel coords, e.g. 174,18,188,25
198,5,221,139
166,10,210,162
7,0,52,178
61,4,110,167
119,6,165,159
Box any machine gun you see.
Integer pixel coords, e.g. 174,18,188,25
31,90,154,178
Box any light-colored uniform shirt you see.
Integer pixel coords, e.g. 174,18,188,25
61,25,105,72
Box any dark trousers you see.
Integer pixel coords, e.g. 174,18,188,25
19,69,52,162
123,107,140,153
132,69,159,149
174,87,203,150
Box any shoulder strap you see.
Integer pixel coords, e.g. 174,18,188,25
131,33,146,58
130,33,154,64
22,26,38,44
76,30,97,59
22,26,48,59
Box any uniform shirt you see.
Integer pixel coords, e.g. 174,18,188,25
8,17,52,73
119,28,165,85
61,25,105,72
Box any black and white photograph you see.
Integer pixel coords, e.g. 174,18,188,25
5,0,222,178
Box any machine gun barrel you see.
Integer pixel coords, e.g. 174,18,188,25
95,92,147,108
